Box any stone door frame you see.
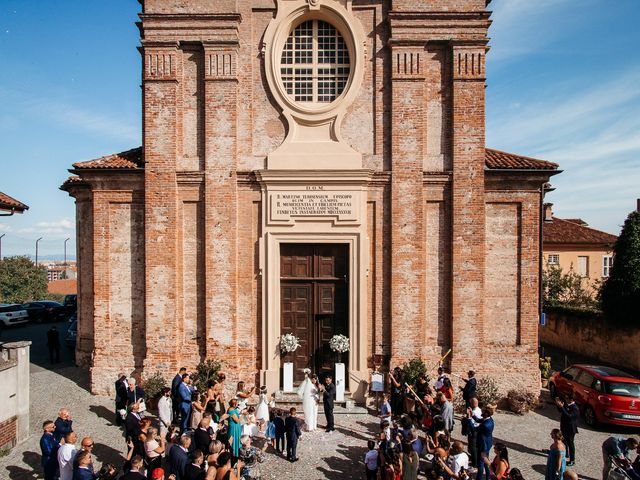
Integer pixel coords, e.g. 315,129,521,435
260,232,368,398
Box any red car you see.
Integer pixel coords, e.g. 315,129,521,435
549,364,640,428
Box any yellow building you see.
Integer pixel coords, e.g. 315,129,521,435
543,208,617,289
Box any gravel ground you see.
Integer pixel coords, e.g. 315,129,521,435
1,322,638,479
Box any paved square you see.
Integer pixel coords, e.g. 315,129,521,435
1,323,638,479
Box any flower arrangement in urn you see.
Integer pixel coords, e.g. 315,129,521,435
329,334,349,362
280,333,300,355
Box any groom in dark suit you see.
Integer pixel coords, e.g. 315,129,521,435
285,407,302,462
323,375,336,432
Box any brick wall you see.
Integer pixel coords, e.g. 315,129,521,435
541,311,640,373
0,416,17,451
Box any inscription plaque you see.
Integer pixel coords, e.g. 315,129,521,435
269,189,359,222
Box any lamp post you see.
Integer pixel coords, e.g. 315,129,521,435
35,237,43,266
0,233,5,261
64,238,70,271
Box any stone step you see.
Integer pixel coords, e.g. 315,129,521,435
271,391,367,414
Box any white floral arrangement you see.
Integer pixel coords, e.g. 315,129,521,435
329,334,350,353
280,333,300,354
302,368,311,374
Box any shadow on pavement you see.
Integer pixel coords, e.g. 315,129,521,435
93,441,126,469
531,463,547,475
316,444,366,480
89,405,117,426
5,450,41,479
493,436,548,459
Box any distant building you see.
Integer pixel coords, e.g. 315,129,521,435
543,204,617,288
41,261,78,282
0,191,28,216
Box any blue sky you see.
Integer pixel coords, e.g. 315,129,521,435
1,0,639,258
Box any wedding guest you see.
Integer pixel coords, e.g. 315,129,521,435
126,378,146,413
285,407,302,462
545,429,566,480
364,439,379,480
144,426,165,475
58,431,78,480
158,387,173,438
40,420,59,480
235,381,254,412
54,408,73,442
460,370,477,408
274,409,286,453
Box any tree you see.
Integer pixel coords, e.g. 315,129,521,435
0,256,48,304
601,210,640,327
542,264,597,310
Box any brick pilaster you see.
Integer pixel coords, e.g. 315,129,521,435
390,46,427,361
142,43,181,372
450,43,487,373
203,43,239,361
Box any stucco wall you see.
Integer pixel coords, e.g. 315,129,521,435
540,310,640,372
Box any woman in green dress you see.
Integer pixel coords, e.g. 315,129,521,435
227,398,243,456
545,428,567,480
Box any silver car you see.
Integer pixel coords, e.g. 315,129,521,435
0,304,30,328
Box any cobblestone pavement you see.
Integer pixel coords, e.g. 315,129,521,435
1,323,638,479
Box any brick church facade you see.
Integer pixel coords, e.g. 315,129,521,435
63,0,559,398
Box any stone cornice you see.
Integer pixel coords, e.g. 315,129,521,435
138,13,242,44
388,11,490,45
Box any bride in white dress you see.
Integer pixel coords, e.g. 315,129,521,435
297,369,319,431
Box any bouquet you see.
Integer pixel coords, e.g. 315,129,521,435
329,334,350,353
280,333,300,354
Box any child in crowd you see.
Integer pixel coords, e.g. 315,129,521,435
364,439,379,480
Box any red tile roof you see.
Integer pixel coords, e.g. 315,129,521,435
485,148,559,170
0,191,29,212
47,279,77,295
73,147,143,170
69,147,558,172
544,217,617,246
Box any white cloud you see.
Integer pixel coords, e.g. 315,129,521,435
0,224,12,233
16,218,75,237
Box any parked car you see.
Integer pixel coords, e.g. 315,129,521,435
63,294,77,319
65,317,77,349
0,304,30,328
549,364,640,428
21,301,66,323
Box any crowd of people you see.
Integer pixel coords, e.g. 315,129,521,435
37,366,640,480
39,368,338,480
362,367,640,480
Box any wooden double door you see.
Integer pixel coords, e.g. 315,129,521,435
280,244,349,383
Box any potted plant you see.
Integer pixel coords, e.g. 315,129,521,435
193,359,224,393
142,372,167,412
539,356,552,387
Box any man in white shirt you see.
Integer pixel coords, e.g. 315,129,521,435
157,387,173,438
57,431,77,480
449,440,470,475
434,367,448,391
